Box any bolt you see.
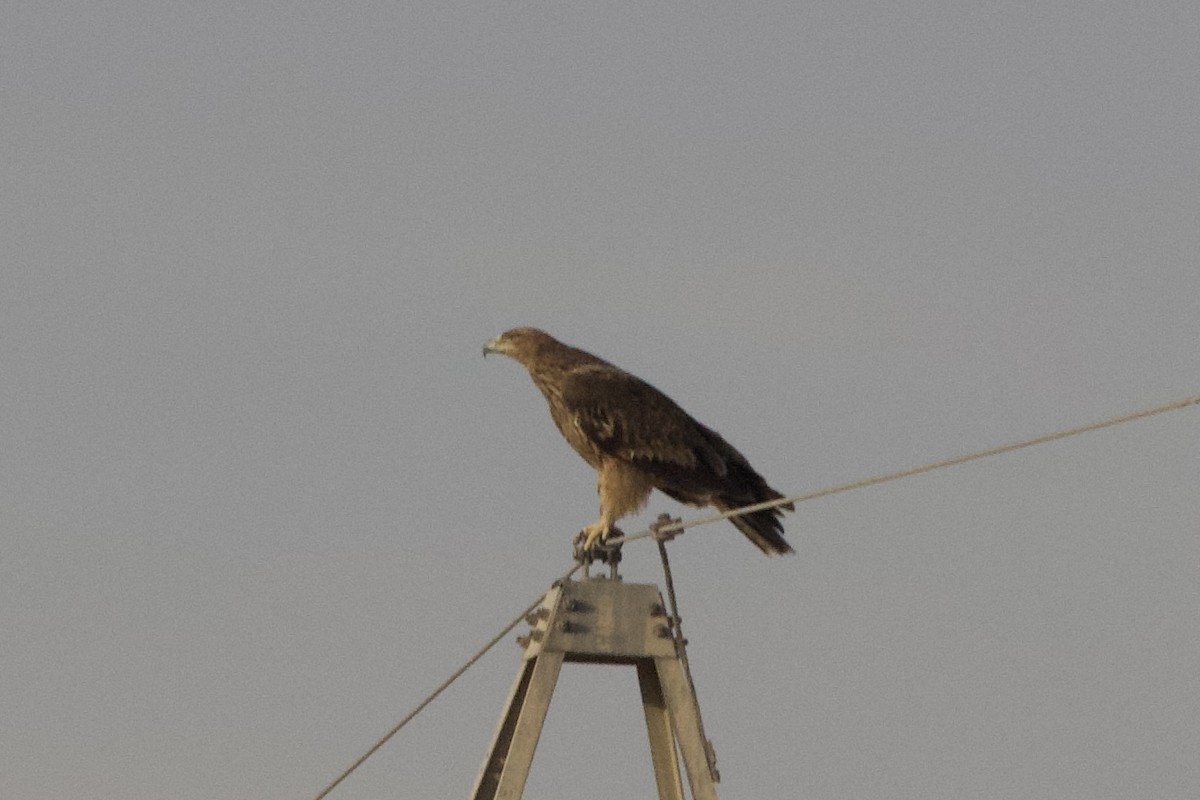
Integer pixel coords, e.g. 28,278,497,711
524,607,550,626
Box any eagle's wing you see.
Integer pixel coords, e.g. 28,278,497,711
560,363,794,555
560,365,730,488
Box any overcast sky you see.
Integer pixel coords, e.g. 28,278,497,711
3,2,1198,798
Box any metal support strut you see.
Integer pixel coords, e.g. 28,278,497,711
469,576,720,800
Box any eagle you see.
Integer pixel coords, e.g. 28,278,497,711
483,327,793,555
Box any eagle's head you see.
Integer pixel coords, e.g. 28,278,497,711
482,327,557,363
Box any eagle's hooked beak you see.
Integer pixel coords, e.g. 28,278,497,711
482,335,503,358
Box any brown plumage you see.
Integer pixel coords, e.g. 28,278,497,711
483,327,794,555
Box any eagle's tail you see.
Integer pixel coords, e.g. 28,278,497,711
714,491,794,556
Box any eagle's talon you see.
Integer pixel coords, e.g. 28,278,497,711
594,528,624,568
573,525,624,570
577,523,610,553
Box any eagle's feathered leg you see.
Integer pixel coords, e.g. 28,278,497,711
576,458,653,553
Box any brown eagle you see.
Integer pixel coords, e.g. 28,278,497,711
483,327,793,555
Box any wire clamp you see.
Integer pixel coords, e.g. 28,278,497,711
650,513,683,543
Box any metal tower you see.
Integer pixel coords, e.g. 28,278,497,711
469,575,720,799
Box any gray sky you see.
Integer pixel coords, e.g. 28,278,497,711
3,2,1198,798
